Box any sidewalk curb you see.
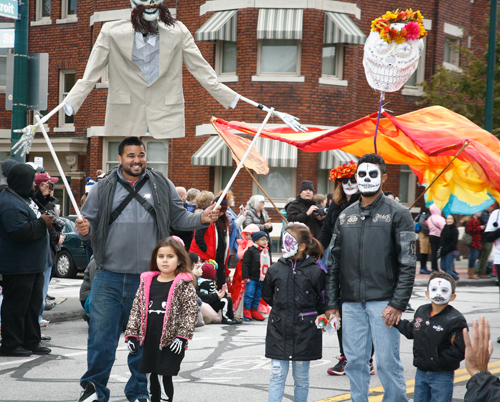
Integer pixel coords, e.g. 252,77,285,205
43,297,85,323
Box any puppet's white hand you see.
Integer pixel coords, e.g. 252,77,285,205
12,125,36,157
273,110,307,133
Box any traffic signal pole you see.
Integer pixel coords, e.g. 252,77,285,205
9,0,29,162
484,0,498,133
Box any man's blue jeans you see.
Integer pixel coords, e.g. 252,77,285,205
244,279,263,310
440,254,458,280
268,359,310,402
468,246,481,268
81,269,148,402
414,368,454,402
342,301,408,402
39,265,52,321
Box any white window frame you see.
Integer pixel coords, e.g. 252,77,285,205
399,165,417,206
35,0,51,22
443,23,463,71
215,40,238,83
103,137,169,176
402,37,427,96
321,44,344,79
317,169,336,195
58,69,75,130
0,48,10,94
57,0,78,23
214,166,234,195
253,39,304,82
252,167,297,207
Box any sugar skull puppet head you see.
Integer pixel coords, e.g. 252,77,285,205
363,9,427,93
130,0,175,35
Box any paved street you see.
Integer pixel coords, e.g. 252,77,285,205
1,276,499,402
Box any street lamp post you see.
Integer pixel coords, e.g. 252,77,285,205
484,0,498,133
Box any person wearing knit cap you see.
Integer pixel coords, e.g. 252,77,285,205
0,159,20,192
285,180,325,239
196,263,240,325
190,195,231,290
242,231,270,321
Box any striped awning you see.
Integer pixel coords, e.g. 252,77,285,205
192,136,297,168
195,10,238,42
318,149,358,170
323,12,366,45
257,9,303,40
191,135,233,167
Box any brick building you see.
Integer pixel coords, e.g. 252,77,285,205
0,0,495,246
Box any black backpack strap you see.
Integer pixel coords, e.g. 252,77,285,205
108,177,154,225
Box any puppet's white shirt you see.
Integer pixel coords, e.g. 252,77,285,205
133,32,160,84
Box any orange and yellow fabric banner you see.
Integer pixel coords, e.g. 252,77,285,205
212,106,500,214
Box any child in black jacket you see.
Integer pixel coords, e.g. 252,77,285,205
242,231,270,322
397,272,468,402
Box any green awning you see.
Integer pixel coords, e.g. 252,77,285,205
257,9,303,40
323,12,366,45
192,136,297,168
318,149,358,170
191,135,233,166
195,10,238,42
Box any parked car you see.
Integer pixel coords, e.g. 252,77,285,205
55,217,88,278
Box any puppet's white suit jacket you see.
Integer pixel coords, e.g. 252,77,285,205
65,19,237,138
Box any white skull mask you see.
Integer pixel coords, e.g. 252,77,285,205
341,178,358,196
363,24,424,92
130,0,162,21
427,278,453,305
356,163,381,196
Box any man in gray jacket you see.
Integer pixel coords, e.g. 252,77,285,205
75,136,220,402
325,153,416,402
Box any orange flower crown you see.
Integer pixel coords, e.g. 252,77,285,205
371,9,427,44
329,161,357,181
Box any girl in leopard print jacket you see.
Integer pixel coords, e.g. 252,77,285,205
125,236,198,402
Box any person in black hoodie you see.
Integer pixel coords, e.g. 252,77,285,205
397,272,467,402
262,223,325,402
440,215,459,281
0,163,53,357
285,180,325,239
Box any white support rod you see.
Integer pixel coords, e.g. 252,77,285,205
215,107,274,208
38,101,67,127
239,96,273,114
35,114,82,219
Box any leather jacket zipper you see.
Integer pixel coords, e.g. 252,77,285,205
359,216,366,303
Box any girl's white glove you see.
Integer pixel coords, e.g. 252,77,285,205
127,339,138,355
170,337,184,354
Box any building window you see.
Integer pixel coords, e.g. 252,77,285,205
59,70,75,128
0,48,8,91
444,36,460,67
317,170,334,196
404,38,427,89
105,139,169,177
255,167,296,202
36,0,51,20
321,44,343,79
214,166,234,194
61,0,77,19
216,41,237,75
399,165,416,205
257,39,301,76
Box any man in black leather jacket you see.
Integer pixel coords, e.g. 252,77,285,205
325,153,416,402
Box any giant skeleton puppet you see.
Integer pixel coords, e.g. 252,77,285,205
13,0,306,156
362,9,427,153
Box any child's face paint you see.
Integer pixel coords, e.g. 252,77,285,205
427,278,453,305
282,231,299,258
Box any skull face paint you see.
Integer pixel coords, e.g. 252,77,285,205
363,24,424,93
427,278,453,305
282,231,299,258
130,0,163,21
341,178,358,196
356,163,381,197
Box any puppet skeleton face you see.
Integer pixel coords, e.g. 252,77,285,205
363,24,424,92
427,278,453,305
356,163,381,196
130,0,162,21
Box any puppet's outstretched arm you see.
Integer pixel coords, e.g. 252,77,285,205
12,101,68,157
239,96,307,133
